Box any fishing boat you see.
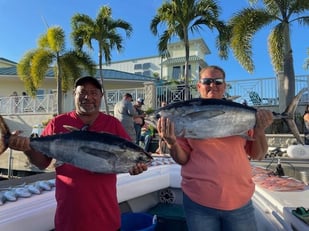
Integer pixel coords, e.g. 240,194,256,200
0,155,308,231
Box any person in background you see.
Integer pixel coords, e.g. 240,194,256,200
156,100,169,154
303,105,309,144
161,100,167,107
114,93,137,141
8,76,147,231
156,137,169,155
140,123,156,152
133,98,146,145
10,91,18,113
157,65,273,231
21,91,29,112
10,91,18,97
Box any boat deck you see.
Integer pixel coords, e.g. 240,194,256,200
0,158,309,231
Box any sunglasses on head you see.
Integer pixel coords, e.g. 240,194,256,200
200,78,224,85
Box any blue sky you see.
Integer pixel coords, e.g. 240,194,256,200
0,0,308,81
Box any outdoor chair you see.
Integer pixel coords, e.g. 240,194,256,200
249,91,263,105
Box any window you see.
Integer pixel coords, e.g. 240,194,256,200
134,64,142,70
172,66,181,80
143,63,151,69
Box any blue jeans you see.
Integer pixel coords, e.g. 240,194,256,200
140,134,152,152
143,135,152,152
134,123,142,145
183,193,257,231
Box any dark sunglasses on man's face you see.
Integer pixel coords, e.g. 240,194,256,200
200,78,224,85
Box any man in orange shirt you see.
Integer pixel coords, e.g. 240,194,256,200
157,66,273,231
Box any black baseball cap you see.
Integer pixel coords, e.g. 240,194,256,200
74,76,103,92
124,93,133,100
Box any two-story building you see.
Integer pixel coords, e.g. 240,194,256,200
102,38,209,81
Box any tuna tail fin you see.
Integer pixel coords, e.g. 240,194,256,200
281,88,308,145
0,115,11,154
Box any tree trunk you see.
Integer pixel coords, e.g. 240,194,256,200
184,37,190,100
98,51,110,114
56,54,62,115
279,25,295,112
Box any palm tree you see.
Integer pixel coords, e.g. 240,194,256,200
150,0,229,100
229,0,309,110
71,5,133,114
17,26,96,114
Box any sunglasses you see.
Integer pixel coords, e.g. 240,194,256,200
200,78,224,85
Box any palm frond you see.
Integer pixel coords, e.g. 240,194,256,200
268,25,284,73
30,49,54,88
47,26,66,53
229,8,274,72
58,50,96,92
17,50,38,96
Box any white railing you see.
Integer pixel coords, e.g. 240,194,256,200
105,88,145,108
0,94,57,115
0,75,308,115
227,75,309,106
155,75,309,107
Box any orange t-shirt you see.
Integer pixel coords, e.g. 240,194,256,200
178,136,255,210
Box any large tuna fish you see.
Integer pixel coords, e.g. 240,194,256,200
155,88,308,144
0,119,152,173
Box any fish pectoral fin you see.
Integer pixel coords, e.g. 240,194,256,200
63,125,80,131
79,146,117,160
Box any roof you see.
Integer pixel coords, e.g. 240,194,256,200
167,38,211,55
0,57,17,65
98,69,154,81
0,66,155,82
161,55,206,65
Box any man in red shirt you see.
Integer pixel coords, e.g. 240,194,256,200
9,76,147,231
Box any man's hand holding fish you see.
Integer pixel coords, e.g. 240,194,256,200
8,131,31,152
